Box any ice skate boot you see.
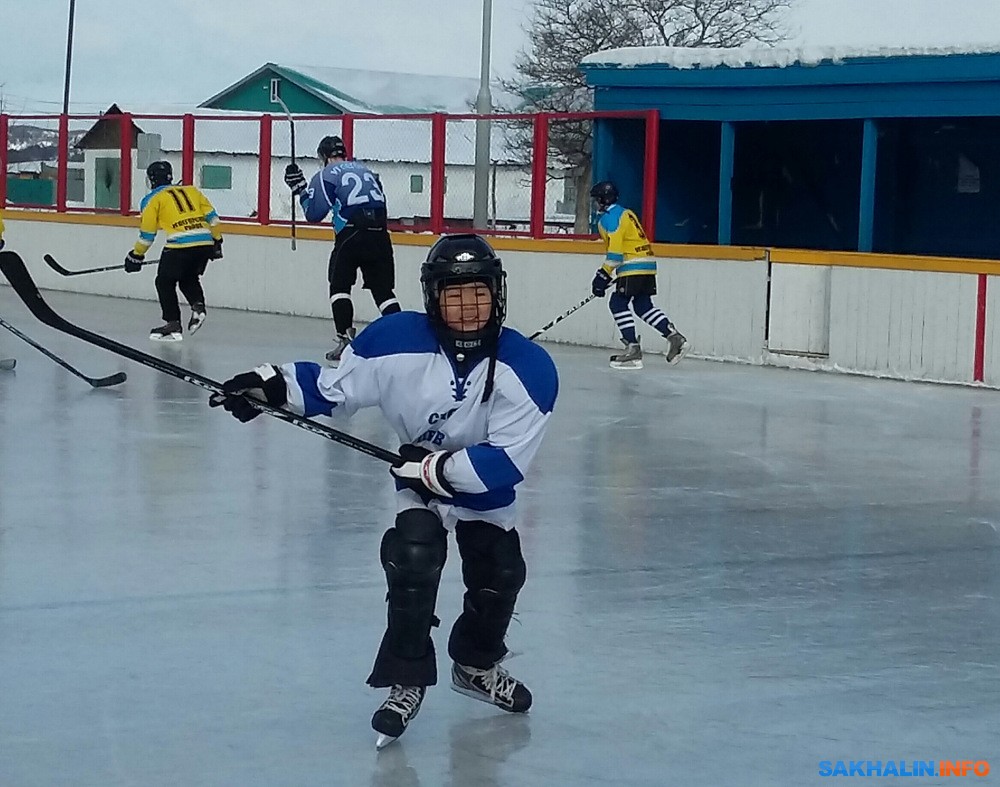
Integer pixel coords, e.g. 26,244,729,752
664,327,689,365
372,685,425,750
609,338,643,370
325,327,356,363
451,661,532,713
187,303,207,335
149,321,183,342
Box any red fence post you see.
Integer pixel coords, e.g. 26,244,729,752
529,114,549,239
430,113,447,234
119,113,133,215
56,114,69,212
342,115,354,159
974,274,987,383
642,109,660,241
182,114,195,185
257,114,272,225
0,114,8,208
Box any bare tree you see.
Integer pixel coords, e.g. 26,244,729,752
503,0,789,231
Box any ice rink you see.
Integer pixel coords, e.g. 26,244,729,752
1,286,998,786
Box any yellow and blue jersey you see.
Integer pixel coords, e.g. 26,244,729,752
0,209,5,241
133,185,221,255
597,204,656,278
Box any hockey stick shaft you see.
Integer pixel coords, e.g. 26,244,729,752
44,253,157,277
272,95,298,251
0,358,15,370
0,314,126,387
528,294,597,340
0,251,397,462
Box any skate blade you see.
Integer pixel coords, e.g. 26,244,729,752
149,334,183,342
609,360,643,370
376,733,399,750
665,345,689,365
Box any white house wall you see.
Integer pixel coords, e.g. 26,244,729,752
2,217,996,388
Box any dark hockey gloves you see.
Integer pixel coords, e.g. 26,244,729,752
209,238,224,260
591,268,612,297
284,164,307,196
390,443,455,499
124,251,144,273
209,364,288,422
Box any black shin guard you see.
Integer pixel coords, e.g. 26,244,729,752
367,509,448,688
448,523,526,669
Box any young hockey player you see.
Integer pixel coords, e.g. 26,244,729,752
590,180,688,369
125,161,223,341
0,207,5,251
284,135,401,363
211,233,557,749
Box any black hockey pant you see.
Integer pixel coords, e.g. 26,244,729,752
155,246,211,323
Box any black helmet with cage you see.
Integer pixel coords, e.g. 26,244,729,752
420,233,507,358
317,135,347,163
589,180,619,211
146,161,173,188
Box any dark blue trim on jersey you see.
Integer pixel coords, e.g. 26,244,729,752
466,444,524,490
496,329,559,414
293,362,336,417
351,312,440,359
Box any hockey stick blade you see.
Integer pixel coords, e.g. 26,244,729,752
528,294,597,340
0,251,399,463
0,315,127,388
44,253,156,277
0,358,16,371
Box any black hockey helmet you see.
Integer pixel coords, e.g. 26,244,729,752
590,180,619,210
317,135,347,162
421,234,506,357
146,160,173,188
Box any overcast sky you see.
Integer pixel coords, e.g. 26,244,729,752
2,0,1000,113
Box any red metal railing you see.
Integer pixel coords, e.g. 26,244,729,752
0,109,657,239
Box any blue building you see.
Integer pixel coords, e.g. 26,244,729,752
580,46,1000,258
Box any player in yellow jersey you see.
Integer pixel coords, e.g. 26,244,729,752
590,181,688,369
125,161,223,341
0,208,6,251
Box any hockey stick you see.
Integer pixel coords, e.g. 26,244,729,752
270,83,298,251
0,250,398,463
0,314,126,387
44,253,157,277
0,358,15,370
528,294,597,340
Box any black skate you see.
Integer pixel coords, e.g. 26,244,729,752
149,321,183,342
451,661,532,713
609,338,643,370
325,327,356,363
372,685,425,750
188,303,207,335
664,327,689,365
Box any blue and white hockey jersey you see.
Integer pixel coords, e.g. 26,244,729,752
299,160,387,232
279,312,559,530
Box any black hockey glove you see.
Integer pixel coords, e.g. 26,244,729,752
284,164,307,196
124,251,144,273
209,238,224,260
0,238,5,252
390,443,455,499
591,268,612,297
208,364,288,423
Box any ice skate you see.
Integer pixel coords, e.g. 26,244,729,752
149,321,183,342
187,304,207,335
609,338,643,370
451,661,532,713
325,327,356,363
664,327,689,365
372,685,425,750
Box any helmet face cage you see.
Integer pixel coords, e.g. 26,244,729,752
146,161,173,189
317,135,347,163
590,180,619,210
421,235,507,354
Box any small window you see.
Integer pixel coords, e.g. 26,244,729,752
410,174,424,193
200,164,232,190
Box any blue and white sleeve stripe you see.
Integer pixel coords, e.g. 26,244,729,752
281,362,337,417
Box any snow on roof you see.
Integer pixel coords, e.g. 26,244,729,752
582,44,1000,70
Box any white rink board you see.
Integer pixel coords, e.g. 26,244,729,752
828,267,978,383
984,275,1000,388
1,217,994,385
